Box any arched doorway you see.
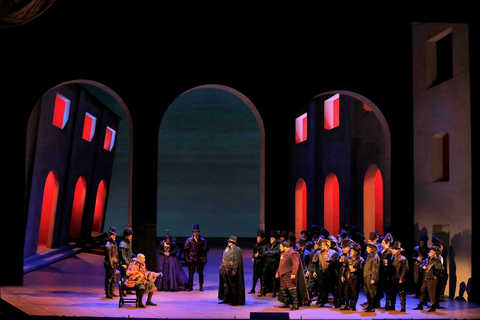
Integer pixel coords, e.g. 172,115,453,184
92,180,107,233
38,170,59,250
158,84,265,237
69,176,87,238
364,164,383,235
295,178,307,237
324,173,340,235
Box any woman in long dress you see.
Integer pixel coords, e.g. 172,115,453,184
155,230,189,291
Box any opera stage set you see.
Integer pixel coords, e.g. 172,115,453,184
1,2,479,319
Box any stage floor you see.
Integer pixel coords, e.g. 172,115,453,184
1,246,479,319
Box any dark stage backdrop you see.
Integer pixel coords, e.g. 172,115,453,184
157,88,261,238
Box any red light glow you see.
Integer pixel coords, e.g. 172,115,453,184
324,173,340,234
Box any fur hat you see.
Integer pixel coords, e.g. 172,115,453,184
257,229,265,238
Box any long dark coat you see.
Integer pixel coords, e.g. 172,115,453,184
218,245,246,305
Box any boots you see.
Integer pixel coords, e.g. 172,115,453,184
413,303,423,310
289,288,299,310
341,299,350,310
399,289,406,312
146,292,157,306
249,278,258,294
187,273,194,291
278,288,290,308
137,290,145,308
199,273,204,291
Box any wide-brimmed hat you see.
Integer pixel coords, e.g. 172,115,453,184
351,243,362,253
227,235,237,244
390,241,403,250
107,226,116,236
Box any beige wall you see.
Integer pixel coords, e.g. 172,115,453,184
412,23,471,298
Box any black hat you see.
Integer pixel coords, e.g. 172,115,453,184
108,226,116,236
297,237,307,246
123,227,133,236
257,229,265,238
341,239,352,248
366,242,377,250
351,243,362,253
309,224,321,235
431,234,441,245
383,233,393,246
270,229,280,239
192,224,200,232
319,228,330,238
390,241,403,250
227,235,237,244
164,229,172,239
337,231,349,239
368,231,377,242
288,231,296,243
420,234,429,243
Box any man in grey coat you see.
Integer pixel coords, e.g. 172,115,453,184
363,242,380,312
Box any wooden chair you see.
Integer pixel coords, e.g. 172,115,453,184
118,278,139,308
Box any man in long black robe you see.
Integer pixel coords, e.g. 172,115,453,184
218,235,246,305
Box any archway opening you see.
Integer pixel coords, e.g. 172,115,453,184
295,178,307,237
69,176,87,238
38,170,59,250
158,85,264,237
92,180,107,234
324,173,339,235
364,165,383,235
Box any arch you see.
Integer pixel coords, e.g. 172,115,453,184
69,176,87,238
92,180,107,233
313,90,391,231
158,84,265,236
324,173,340,235
46,80,133,228
38,170,59,249
364,164,383,235
295,178,307,237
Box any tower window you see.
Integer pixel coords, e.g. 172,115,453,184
295,113,308,144
324,94,340,130
52,93,71,129
82,112,97,142
427,28,453,88
104,126,116,151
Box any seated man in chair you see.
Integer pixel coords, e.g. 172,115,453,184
126,253,162,308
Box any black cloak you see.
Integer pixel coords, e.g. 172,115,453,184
218,245,246,305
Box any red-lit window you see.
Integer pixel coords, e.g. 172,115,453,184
104,126,116,151
363,103,373,112
295,113,308,144
82,112,97,142
52,93,71,129
324,94,340,130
